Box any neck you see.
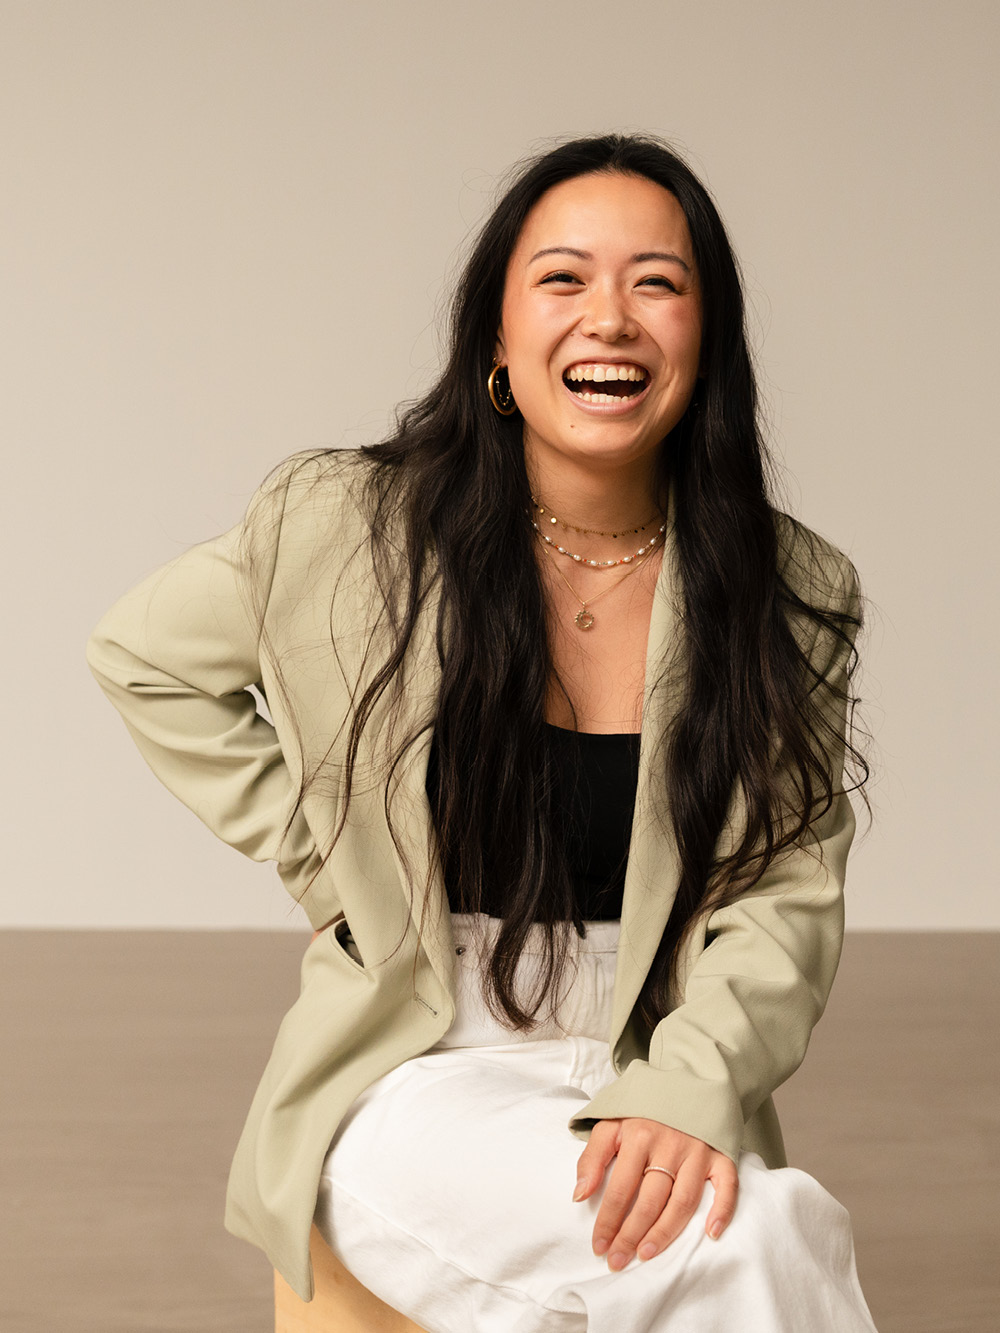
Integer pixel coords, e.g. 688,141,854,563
524,444,667,534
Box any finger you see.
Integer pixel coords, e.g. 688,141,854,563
603,1170,677,1270
590,1141,648,1258
634,1164,710,1260
705,1160,740,1240
574,1120,620,1202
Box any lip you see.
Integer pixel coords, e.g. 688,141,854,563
559,363,653,415
561,356,652,377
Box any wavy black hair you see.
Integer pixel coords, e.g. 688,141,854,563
256,133,869,1033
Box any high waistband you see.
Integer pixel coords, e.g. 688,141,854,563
435,913,621,1047
450,912,621,957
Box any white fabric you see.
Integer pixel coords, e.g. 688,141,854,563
314,914,879,1332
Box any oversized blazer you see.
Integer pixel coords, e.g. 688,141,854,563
86,449,861,1302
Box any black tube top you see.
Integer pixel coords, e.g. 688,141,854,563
426,723,641,922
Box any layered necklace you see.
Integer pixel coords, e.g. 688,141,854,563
531,495,665,630
530,496,666,568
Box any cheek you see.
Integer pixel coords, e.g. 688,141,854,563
503,284,573,355
506,363,556,427
666,311,703,376
504,319,561,400
499,288,536,354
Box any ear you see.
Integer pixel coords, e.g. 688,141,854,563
494,331,506,365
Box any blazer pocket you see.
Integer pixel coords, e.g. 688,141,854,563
327,913,366,974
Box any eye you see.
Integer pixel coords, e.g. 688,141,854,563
538,271,582,286
637,275,679,292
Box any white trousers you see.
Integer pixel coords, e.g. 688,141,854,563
314,914,879,1332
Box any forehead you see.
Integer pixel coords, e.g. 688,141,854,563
510,171,694,267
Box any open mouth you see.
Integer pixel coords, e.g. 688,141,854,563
562,363,648,403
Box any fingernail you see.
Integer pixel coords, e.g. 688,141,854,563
573,1182,586,1202
709,1220,723,1240
608,1251,629,1271
638,1242,657,1261
593,1238,609,1256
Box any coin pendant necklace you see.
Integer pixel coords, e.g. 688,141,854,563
540,539,653,630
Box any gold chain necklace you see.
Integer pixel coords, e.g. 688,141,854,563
531,515,666,569
531,494,659,539
540,540,653,630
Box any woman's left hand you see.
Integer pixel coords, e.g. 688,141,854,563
574,1117,738,1270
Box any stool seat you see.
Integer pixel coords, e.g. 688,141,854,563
274,1223,430,1332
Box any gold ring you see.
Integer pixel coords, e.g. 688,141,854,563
643,1165,677,1182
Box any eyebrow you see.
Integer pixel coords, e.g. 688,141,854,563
528,246,692,274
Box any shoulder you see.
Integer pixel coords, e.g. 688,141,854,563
773,510,859,616
239,448,378,567
246,447,373,526
772,512,863,673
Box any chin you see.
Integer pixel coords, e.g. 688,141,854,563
552,437,660,471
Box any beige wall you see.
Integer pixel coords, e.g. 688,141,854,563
3,0,996,928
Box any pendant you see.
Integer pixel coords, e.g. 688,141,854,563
574,609,595,630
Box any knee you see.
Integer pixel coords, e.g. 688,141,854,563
729,1156,851,1254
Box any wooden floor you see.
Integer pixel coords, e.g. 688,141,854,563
1,931,996,1332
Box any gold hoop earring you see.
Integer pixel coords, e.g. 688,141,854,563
487,360,517,416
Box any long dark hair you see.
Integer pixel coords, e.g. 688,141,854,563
252,133,869,1032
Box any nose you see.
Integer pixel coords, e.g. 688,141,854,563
579,283,637,342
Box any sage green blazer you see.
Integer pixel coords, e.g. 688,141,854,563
86,450,860,1302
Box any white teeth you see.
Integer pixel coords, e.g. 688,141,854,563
565,363,646,383
578,391,629,404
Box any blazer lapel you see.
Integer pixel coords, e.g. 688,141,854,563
380,572,456,997
610,485,686,1049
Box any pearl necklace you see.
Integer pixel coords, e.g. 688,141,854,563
531,516,666,568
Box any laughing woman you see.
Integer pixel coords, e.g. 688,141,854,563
87,134,879,1331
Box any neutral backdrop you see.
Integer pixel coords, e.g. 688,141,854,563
2,0,997,929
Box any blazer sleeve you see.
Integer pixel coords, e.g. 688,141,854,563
85,458,323,904
569,555,862,1162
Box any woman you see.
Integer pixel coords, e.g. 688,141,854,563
87,134,878,1330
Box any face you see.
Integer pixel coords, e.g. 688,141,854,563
497,171,703,476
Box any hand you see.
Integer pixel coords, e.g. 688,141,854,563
574,1117,738,1270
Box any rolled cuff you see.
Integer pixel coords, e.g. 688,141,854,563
566,1056,744,1163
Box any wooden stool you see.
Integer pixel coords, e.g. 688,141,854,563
274,1222,430,1332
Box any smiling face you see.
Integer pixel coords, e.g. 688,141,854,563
497,171,703,481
